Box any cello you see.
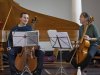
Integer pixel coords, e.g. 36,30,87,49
15,46,37,72
74,17,94,64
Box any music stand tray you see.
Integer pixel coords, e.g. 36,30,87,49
12,30,39,75
48,30,73,75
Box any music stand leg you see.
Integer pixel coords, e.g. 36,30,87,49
55,49,68,75
21,65,32,75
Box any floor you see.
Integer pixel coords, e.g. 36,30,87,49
0,62,100,75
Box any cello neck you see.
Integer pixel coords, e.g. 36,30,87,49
80,25,89,43
80,16,94,43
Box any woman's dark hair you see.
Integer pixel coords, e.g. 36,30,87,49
80,12,90,22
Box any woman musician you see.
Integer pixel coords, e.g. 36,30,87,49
68,12,100,75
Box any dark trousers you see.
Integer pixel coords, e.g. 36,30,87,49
8,47,44,75
68,44,100,70
33,50,44,75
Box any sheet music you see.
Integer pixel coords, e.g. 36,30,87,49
47,30,59,48
48,30,73,49
57,32,73,49
12,31,39,47
27,31,39,45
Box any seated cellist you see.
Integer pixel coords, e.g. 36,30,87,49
68,12,100,75
7,12,44,75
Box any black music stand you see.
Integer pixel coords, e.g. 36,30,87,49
12,31,39,75
48,30,73,75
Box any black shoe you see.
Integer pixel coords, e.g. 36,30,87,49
33,71,37,75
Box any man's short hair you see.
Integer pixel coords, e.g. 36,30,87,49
20,12,29,18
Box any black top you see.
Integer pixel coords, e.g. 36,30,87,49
7,25,33,47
